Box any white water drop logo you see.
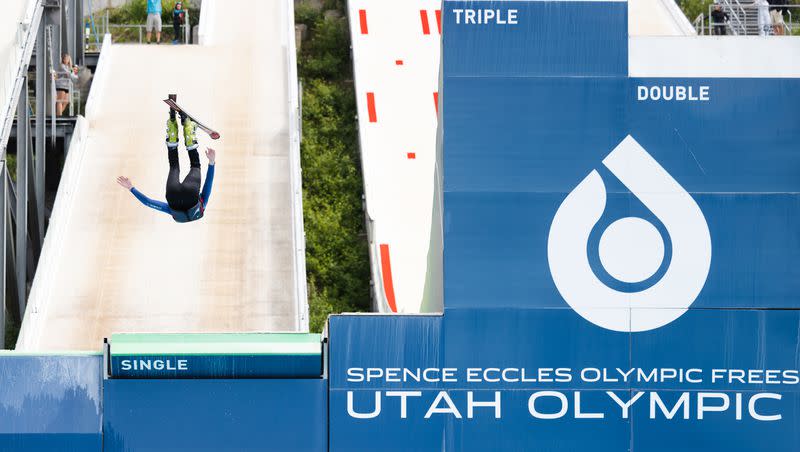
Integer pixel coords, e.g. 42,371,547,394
547,135,711,332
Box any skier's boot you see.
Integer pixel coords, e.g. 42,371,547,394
182,115,198,151
166,114,179,149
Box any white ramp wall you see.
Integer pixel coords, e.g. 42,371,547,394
17,0,307,351
0,0,40,153
348,1,444,314
629,0,696,36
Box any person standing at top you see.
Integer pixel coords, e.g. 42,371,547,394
172,2,186,44
54,53,79,116
769,0,787,35
710,4,729,36
756,0,773,36
146,0,163,44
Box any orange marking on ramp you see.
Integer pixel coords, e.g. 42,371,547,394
420,10,431,35
367,92,377,122
380,244,398,312
359,10,369,34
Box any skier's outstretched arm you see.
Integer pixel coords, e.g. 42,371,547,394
130,188,171,214
200,148,216,206
117,176,171,214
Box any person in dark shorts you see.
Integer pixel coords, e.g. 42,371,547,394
117,103,216,223
55,53,79,116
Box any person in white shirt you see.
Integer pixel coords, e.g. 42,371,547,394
769,0,787,35
756,0,773,36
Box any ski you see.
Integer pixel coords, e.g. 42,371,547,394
163,97,221,140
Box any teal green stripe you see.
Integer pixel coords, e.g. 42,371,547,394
0,351,102,356
111,333,320,344
111,345,320,356
110,333,321,356
112,352,320,357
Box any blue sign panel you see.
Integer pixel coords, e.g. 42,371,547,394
443,0,628,77
104,379,327,452
631,391,800,451
444,77,800,311
110,354,322,379
108,333,322,379
0,354,102,451
329,315,443,391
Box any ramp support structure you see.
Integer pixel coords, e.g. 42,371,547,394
15,84,29,319
35,18,45,242
0,1,87,347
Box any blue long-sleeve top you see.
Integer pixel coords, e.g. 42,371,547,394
130,164,215,220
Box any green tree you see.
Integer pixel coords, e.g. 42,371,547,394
677,0,715,21
296,4,370,332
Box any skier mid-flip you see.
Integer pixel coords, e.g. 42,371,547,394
116,97,216,223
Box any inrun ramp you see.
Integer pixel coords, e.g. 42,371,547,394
16,0,306,351
347,0,444,314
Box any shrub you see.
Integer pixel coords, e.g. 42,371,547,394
106,0,198,25
296,4,370,332
676,0,715,21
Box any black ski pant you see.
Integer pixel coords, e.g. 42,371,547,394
173,20,182,42
165,146,201,211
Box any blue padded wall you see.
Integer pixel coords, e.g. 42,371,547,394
0,354,103,451
104,379,327,451
327,0,800,450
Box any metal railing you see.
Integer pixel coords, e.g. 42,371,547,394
725,0,748,35
285,0,309,330
85,8,193,47
693,13,707,35
52,73,81,117
106,23,191,43
786,9,796,33
697,3,800,36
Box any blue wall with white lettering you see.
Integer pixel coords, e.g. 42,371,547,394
327,0,800,450
0,358,328,452
1,1,799,451
444,77,800,311
443,0,627,77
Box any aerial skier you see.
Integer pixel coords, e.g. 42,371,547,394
116,100,216,223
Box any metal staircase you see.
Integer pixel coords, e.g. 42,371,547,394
720,0,766,36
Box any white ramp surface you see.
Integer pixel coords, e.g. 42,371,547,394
629,0,696,36
17,0,306,351
348,0,444,314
